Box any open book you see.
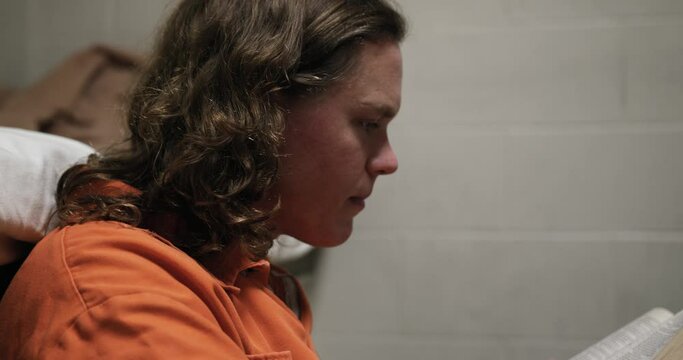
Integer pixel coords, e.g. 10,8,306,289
570,308,683,360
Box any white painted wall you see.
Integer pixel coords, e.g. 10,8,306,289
0,0,173,86
314,1,683,359
0,0,27,87
1,1,682,359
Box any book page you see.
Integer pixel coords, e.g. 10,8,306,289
570,308,673,360
608,309,683,360
653,324,683,360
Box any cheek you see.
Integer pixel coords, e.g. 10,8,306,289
279,109,369,199
275,136,365,209
283,123,360,174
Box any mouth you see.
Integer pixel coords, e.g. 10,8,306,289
349,196,366,209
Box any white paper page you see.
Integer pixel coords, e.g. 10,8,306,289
608,309,683,360
570,308,673,360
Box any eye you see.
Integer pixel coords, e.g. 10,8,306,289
358,120,380,132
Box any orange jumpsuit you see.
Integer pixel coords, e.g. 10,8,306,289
0,220,318,359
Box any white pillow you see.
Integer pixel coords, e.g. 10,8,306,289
270,235,314,264
0,127,94,264
0,127,312,265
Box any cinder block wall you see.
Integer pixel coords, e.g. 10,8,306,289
0,0,172,87
2,1,683,359
312,1,683,359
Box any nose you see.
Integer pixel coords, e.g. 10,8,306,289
368,142,398,176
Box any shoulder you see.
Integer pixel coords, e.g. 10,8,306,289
1,221,252,358
56,220,181,262
43,221,219,309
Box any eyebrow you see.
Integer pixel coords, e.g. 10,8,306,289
359,101,399,119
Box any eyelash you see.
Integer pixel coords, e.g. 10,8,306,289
359,120,380,132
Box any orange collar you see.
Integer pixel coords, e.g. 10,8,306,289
88,180,270,291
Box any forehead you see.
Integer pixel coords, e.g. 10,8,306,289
285,40,403,120
340,40,403,115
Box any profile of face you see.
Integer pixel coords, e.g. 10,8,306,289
270,40,403,247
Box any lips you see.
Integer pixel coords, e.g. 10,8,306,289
349,196,366,209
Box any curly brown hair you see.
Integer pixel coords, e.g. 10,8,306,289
56,0,406,261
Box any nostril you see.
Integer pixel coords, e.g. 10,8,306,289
376,159,398,176
368,143,398,176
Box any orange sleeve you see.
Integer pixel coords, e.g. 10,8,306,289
45,292,249,359
1,222,314,359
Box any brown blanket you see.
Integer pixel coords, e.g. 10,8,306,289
0,45,143,150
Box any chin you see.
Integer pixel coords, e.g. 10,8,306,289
291,223,353,248
298,233,350,248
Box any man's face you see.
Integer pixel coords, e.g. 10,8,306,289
269,40,403,247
